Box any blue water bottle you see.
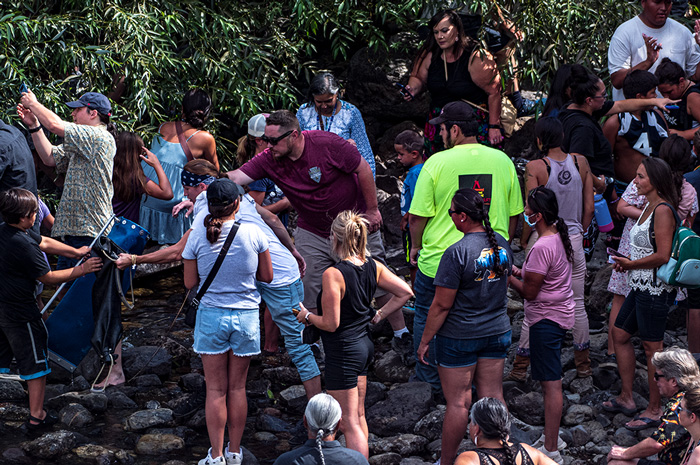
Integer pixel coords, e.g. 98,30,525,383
594,194,614,232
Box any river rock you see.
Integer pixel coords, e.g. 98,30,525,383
367,382,433,436
179,372,205,392
59,403,94,428
256,413,291,433
370,434,429,456
373,350,413,383
2,447,27,462
125,408,173,431
563,404,595,426
0,380,25,401
122,346,172,379
47,391,108,413
0,402,30,421
134,433,184,455
106,389,138,409
132,374,162,387
279,385,307,414
21,430,87,458
253,431,277,444
508,391,544,425
413,405,446,441
73,444,115,462
370,452,402,465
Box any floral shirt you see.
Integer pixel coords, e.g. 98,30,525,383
654,392,691,465
52,122,115,238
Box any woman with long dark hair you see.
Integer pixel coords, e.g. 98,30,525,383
112,131,172,223
509,187,575,464
414,188,513,465
140,89,219,244
604,158,685,431
183,178,273,465
404,9,503,153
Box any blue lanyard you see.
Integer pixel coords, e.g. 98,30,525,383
317,113,334,132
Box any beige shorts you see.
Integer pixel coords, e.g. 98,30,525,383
295,227,388,309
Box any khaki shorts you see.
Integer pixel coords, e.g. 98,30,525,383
295,227,388,309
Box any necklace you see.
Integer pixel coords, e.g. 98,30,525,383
317,101,339,132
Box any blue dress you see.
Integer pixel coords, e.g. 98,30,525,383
139,134,193,244
296,100,376,177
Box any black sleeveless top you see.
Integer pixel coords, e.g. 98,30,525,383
476,444,535,465
665,83,700,132
426,50,487,108
317,258,377,343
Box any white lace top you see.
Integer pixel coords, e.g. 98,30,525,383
627,204,676,295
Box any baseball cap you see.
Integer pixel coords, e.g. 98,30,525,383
207,178,245,207
428,101,475,126
65,92,112,116
248,113,269,138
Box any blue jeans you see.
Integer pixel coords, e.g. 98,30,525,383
413,269,441,391
257,279,320,382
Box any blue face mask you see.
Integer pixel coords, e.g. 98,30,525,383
524,212,538,227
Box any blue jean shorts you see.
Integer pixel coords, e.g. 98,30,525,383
193,306,260,356
434,331,512,368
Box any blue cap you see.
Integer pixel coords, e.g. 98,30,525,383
65,92,112,116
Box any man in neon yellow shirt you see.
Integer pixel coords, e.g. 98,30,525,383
409,101,523,389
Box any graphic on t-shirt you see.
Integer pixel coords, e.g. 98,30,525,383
459,174,493,209
473,246,510,281
309,166,322,183
558,169,572,186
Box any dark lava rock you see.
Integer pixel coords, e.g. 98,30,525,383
132,374,162,387
122,346,172,379
373,350,413,383
58,403,94,428
413,405,446,441
106,389,138,409
0,402,30,421
365,381,388,408
256,413,291,433
47,391,108,413
179,373,205,392
508,391,544,425
21,430,88,459
262,367,302,387
366,382,434,436
134,433,185,455
0,380,25,401
370,434,429,456
369,452,402,465
125,408,174,431
279,385,307,414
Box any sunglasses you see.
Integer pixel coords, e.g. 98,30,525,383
653,372,666,381
448,208,462,216
262,130,294,145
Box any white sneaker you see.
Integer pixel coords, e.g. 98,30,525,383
198,449,226,465
533,433,567,451
536,444,563,465
224,444,243,465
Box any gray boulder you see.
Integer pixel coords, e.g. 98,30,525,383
134,433,185,455
367,383,434,436
125,408,174,431
0,380,25,401
370,434,429,456
370,453,402,465
373,350,413,384
413,405,446,441
59,403,94,428
508,391,545,425
122,346,172,379
21,430,87,459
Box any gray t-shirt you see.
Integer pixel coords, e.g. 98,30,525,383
433,232,512,339
182,221,269,309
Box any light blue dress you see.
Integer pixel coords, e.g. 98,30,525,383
296,100,376,177
139,133,196,244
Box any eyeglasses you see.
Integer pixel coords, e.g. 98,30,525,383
262,130,294,146
591,93,606,100
448,208,462,216
677,404,686,414
653,372,666,381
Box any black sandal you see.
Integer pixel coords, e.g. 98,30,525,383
25,409,57,431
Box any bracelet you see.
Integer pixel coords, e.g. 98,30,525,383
28,125,42,134
488,124,502,129
304,312,311,324
131,254,137,266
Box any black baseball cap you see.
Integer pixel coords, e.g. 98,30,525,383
428,101,475,125
65,92,112,116
207,178,245,207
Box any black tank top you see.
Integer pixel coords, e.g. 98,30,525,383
317,258,377,343
476,444,535,465
426,50,487,108
665,83,700,132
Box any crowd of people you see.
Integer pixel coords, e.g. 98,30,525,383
3,2,700,465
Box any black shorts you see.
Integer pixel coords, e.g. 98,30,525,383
0,318,51,380
687,287,700,309
323,334,374,391
615,289,674,342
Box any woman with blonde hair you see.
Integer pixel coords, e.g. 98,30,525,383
296,211,413,458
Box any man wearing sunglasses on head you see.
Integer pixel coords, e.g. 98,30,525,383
227,110,414,364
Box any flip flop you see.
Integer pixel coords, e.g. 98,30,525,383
602,398,638,416
625,416,662,431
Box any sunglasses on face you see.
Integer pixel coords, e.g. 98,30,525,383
653,372,665,381
262,130,294,145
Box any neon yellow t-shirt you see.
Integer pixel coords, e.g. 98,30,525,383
409,143,523,278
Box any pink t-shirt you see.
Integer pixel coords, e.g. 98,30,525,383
523,233,575,329
240,131,365,237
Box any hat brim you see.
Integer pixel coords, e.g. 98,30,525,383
428,115,448,125
65,100,84,108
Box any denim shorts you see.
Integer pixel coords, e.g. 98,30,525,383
530,319,567,381
615,289,675,342
434,331,512,368
193,306,260,356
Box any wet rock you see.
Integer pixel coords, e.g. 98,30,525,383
569,425,592,447
0,380,26,401
179,372,205,392
2,447,27,462
115,448,135,465
563,405,595,426
367,382,434,436
132,374,162,387
0,402,30,421
373,350,413,383
365,381,388,407
67,375,91,392
613,427,637,447
253,431,278,444
134,433,185,455
262,366,302,387
73,444,115,462
508,391,544,425
125,408,174,431
279,385,307,414
122,346,172,379
370,452,402,465
59,403,94,428
370,434,429,456
21,430,87,459
106,389,138,409
256,413,291,433
47,391,108,413
413,405,446,441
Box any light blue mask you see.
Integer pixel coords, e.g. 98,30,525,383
524,212,538,227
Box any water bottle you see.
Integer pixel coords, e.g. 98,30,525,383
594,194,614,232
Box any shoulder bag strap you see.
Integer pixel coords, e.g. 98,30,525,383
649,202,680,283
175,121,195,162
192,222,240,305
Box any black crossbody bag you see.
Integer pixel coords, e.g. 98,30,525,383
184,222,240,328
